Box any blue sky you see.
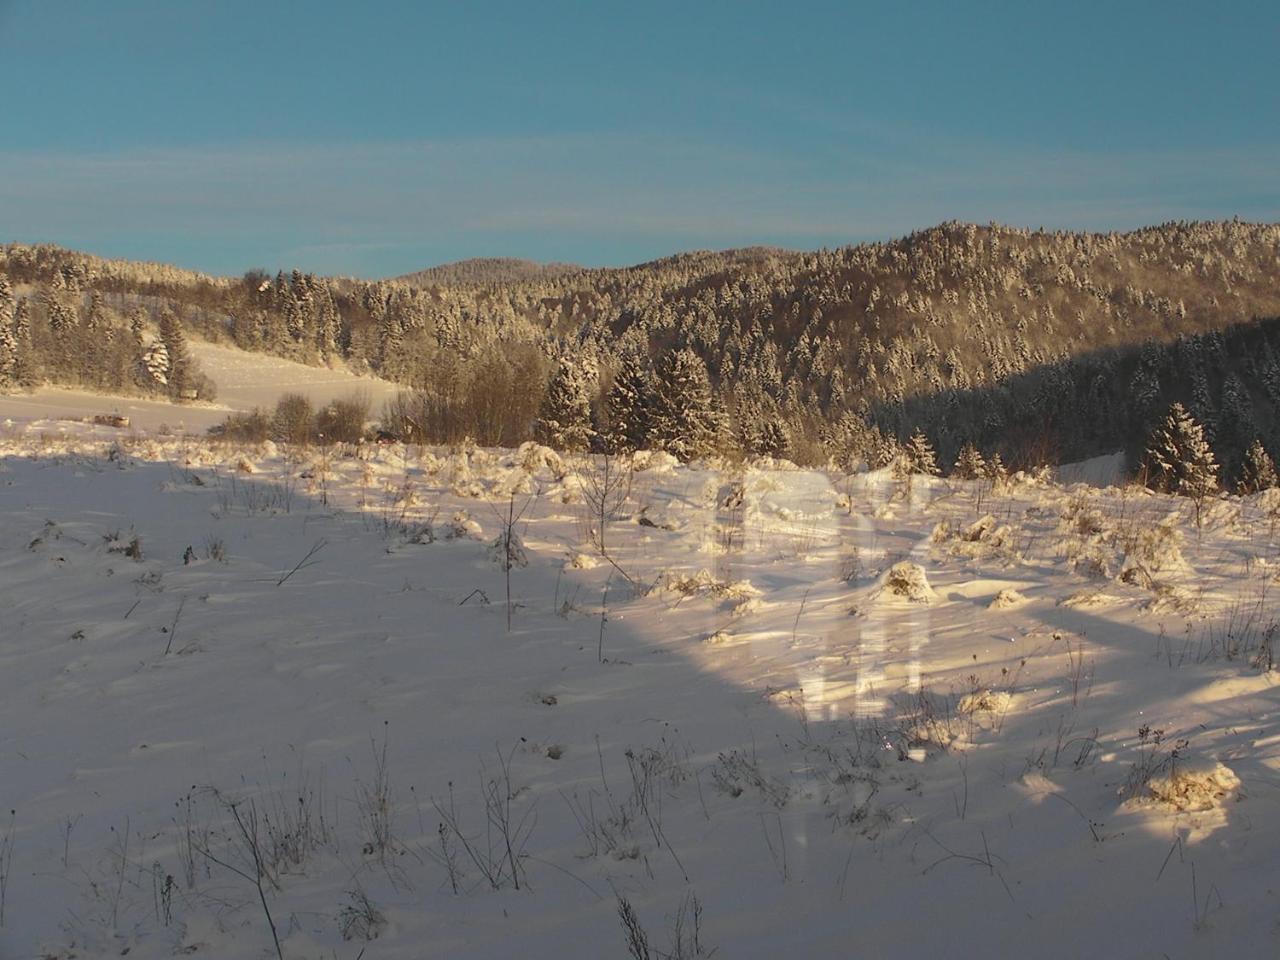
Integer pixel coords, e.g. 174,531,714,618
1,1,1276,277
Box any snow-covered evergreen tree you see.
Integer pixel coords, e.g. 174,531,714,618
985,451,1008,485
0,319,15,386
867,427,899,470
128,308,147,350
158,309,191,397
652,348,720,461
141,339,170,387
535,358,595,451
0,278,14,385
605,350,657,452
952,441,986,479
735,387,789,459
903,429,940,476
11,298,34,386
1145,402,1219,524
1189,367,1218,444
1238,439,1277,494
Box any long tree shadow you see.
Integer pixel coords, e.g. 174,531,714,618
865,312,1280,478
3,443,1275,959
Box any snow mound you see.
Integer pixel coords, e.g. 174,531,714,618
932,513,1013,557
487,530,528,568
631,450,680,474
872,562,937,604
563,550,599,570
1130,763,1242,812
1059,589,1124,608
444,510,482,540
1140,582,1202,615
989,588,1028,609
514,441,566,478
656,569,760,601
958,689,1012,715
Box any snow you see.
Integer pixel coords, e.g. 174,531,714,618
0,339,403,433
0,431,1277,959
1056,451,1128,488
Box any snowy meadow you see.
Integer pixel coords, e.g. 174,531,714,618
0,425,1277,959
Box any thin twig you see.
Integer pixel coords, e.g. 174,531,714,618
276,538,328,587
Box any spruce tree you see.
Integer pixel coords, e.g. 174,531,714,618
1190,368,1218,443
157,308,191,397
867,427,899,470
77,291,109,386
985,451,1008,485
605,350,657,452
903,429,940,476
734,386,788,458
758,416,790,459
0,279,14,386
46,296,75,376
128,308,147,351
0,319,15,386
535,359,595,451
952,441,986,480
141,339,170,388
1145,402,1219,525
734,391,765,457
1238,439,1278,494
11,298,35,386
652,348,720,461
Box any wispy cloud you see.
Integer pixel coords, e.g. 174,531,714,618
1,133,1276,276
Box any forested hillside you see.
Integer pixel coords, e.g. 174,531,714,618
397,257,583,288
3,220,1279,482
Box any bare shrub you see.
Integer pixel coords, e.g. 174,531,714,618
709,750,790,807
211,408,270,443
271,393,315,445
431,746,535,891
317,391,370,444
616,891,711,960
338,882,385,942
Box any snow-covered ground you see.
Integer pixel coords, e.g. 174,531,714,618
0,340,402,433
1,428,1277,959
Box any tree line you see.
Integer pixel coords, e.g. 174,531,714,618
3,220,1280,488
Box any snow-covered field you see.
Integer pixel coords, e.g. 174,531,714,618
0,340,402,433
1,428,1277,959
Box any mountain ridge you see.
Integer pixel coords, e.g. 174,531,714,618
4,219,1280,477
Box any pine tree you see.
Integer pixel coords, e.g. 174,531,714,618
76,291,110,386
652,349,720,461
128,308,147,350
867,427,899,470
952,441,986,480
758,416,790,459
605,350,657,452
985,451,1008,485
158,308,191,398
535,359,595,451
1145,402,1219,525
1238,439,1278,494
377,310,404,378
0,319,15,386
1189,368,1217,443
903,429,940,476
11,298,35,386
1217,373,1256,474
0,278,14,386
45,294,75,367
142,339,170,387
734,386,789,459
